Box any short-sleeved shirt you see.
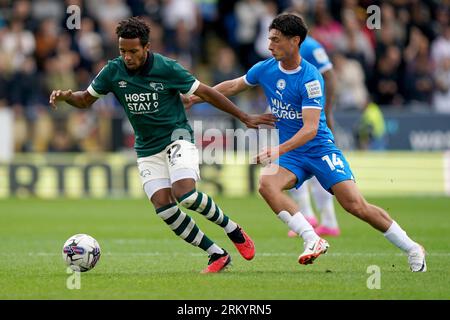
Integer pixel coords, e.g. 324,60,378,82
88,53,199,157
244,57,336,156
300,36,333,74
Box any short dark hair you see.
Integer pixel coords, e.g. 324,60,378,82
269,14,308,46
116,17,150,47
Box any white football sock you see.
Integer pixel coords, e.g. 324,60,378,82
310,179,338,228
277,210,292,224
287,212,319,242
383,221,419,253
289,184,316,218
223,220,238,233
206,244,225,255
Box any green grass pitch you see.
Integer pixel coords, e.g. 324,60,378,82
0,196,449,299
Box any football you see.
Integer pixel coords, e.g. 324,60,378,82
62,234,101,272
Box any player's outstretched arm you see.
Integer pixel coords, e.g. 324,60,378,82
49,89,98,110
211,76,249,98
185,76,249,110
193,82,276,128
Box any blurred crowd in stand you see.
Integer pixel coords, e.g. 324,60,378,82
0,0,449,153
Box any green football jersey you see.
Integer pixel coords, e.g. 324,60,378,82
87,53,198,157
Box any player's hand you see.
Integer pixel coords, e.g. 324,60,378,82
180,94,193,110
182,95,202,111
254,146,281,165
242,113,277,129
49,89,73,109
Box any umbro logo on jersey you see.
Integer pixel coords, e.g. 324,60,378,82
118,81,127,88
150,82,164,91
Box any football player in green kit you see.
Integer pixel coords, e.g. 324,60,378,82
49,17,276,273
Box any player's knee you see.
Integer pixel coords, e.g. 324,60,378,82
258,178,276,198
150,188,175,209
342,198,367,217
172,189,188,203
258,181,268,196
152,199,174,211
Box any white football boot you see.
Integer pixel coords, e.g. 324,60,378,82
298,238,329,265
408,245,427,272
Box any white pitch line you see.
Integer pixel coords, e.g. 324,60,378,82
11,251,450,257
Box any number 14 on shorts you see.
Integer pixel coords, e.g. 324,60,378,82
322,153,344,171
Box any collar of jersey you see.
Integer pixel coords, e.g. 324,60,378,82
278,61,302,74
124,52,154,76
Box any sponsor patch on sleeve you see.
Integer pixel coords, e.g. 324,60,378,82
305,80,323,99
312,48,330,64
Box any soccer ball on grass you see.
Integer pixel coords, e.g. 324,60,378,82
62,234,101,272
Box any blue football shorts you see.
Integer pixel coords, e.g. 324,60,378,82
276,148,355,193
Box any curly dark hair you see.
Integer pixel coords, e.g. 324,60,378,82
269,14,308,47
116,17,150,47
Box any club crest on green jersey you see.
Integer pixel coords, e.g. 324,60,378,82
150,82,164,91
